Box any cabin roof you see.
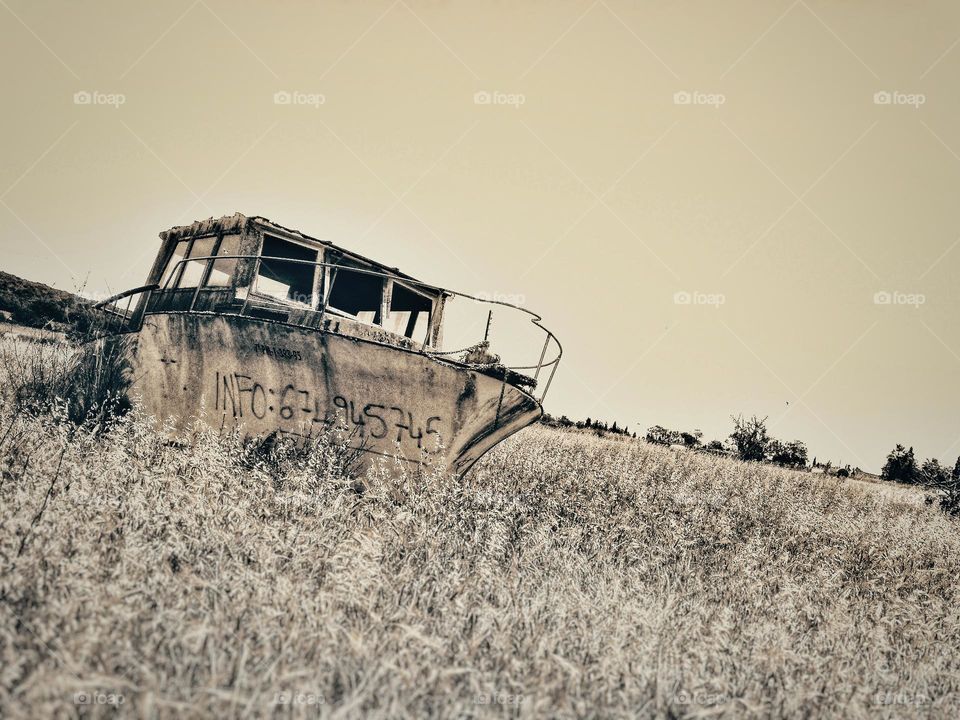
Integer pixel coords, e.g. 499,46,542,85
160,212,441,293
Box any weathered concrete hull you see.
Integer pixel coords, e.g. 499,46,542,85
127,313,540,476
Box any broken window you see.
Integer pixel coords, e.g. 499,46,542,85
385,282,432,340
179,236,217,287
326,261,383,325
205,234,241,287
255,235,318,306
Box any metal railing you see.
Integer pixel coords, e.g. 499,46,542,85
95,255,562,403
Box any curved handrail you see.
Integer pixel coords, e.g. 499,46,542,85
92,284,160,310
149,254,562,401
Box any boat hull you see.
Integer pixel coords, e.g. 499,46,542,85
126,313,540,476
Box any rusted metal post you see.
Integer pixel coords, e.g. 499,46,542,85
189,273,202,312
483,310,493,343
422,311,432,350
124,293,134,330
533,335,549,382
540,360,559,403
135,289,151,330
240,257,260,316
319,266,336,322
494,376,506,429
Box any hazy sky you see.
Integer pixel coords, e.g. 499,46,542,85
2,1,959,472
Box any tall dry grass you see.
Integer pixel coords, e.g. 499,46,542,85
0,337,958,718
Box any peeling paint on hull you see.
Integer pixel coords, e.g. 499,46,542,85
128,313,541,477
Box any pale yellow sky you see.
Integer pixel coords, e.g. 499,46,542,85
2,1,959,471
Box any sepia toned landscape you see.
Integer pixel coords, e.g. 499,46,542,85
4,1,960,718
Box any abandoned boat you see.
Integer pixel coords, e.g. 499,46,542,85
95,214,561,477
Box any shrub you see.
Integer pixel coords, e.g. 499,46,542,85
729,414,769,462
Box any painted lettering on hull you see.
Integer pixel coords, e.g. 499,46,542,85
213,371,444,457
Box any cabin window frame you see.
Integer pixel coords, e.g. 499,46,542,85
205,233,242,288
251,233,323,309
384,279,435,344
160,238,192,289
322,254,387,327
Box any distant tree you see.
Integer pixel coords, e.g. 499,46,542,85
705,440,724,452
836,467,850,478
953,456,960,481
645,425,678,446
729,415,769,462
920,458,950,487
789,441,808,467
881,445,918,484
769,439,808,468
679,431,701,447
610,421,619,433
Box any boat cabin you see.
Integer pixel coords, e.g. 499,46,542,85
139,213,447,351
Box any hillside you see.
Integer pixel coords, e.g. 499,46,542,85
1,338,957,718
0,270,101,336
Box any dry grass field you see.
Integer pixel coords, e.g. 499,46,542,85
1,337,959,718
